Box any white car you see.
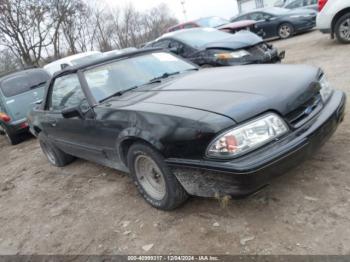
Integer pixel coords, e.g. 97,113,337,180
44,51,102,75
316,0,350,43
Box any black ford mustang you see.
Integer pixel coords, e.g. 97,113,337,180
144,28,284,67
28,49,346,210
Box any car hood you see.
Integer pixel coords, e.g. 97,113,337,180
110,65,321,123
201,31,263,51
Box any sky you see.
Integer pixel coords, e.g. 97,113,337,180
102,0,240,21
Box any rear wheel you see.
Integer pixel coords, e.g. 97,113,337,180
278,23,294,39
335,13,350,44
39,134,75,167
0,124,20,145
127,143,188,210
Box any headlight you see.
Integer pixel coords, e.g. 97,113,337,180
319,75,333,102
214,50,250,60
206,113,289,158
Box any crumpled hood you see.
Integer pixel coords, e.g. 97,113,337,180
112,65,321,123
201,31,263,51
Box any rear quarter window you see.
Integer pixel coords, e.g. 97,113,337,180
0,70,50,98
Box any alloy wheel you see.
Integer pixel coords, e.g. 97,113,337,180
134,154,166,201
339,18,350,41
279,25,292,39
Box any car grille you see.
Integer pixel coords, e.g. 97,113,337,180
285,94,323,128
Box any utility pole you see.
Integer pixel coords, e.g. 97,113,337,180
180,0,188,21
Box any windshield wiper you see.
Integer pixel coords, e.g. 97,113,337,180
147,69,199,85
99,68,199,103
30,81,47,90
99,85,139,103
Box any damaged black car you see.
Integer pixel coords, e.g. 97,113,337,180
28,49,346,210
144,28,284,67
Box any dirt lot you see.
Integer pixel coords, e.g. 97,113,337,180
0,31,349,255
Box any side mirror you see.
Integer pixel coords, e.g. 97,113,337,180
61,106,84,119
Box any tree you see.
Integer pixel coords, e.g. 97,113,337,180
0,0,53,66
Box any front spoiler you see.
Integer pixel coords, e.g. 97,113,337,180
166,91,346,198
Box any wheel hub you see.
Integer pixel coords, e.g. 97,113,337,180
134,155,166,201
339,18,350,40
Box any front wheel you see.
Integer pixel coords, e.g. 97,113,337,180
127,143,188,210
335,13,350,44
278,23,294,39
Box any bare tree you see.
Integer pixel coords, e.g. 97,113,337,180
0,0,53,66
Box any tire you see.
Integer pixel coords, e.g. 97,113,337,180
334,13,350,44
38,133,75,167
0,123,20,145
127,143,188,210
278,23,294,39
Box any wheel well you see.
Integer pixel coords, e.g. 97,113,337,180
120,138,159,167
331,8,350,34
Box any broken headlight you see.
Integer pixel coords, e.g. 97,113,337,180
319,75,333,103
206,113,289,158
214,50,250,60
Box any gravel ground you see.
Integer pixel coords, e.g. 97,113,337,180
0,30,349,255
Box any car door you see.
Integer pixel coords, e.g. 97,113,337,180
43,73,107,163
250,12,277,38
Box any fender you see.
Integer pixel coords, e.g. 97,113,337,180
116,127,165,164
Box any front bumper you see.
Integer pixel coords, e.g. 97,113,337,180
167,91,346,198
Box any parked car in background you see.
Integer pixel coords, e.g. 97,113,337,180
28,49,346,210
275,0,318,11
0,69,50,145
231,7,317,39
316,0,350,44
144,28,284,67
167,16,257,34
44,51,102,75
103,47,138,57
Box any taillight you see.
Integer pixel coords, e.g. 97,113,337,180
318,0,328,11
0,112,11,122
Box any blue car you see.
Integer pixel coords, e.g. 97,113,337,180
0,68,50,145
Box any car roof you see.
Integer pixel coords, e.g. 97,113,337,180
44,51,101,67
0,68,49,83
53,48,163,78
236,7,289,16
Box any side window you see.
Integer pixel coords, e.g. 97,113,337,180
183,23,197,29
249,12,265,21
152,40,171,49
49,74,85,111
287,0,303,8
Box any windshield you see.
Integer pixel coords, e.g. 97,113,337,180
174,28,232,48
196,17,229,28
71,53,102,65
0,70,50,97
84,52,196,102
